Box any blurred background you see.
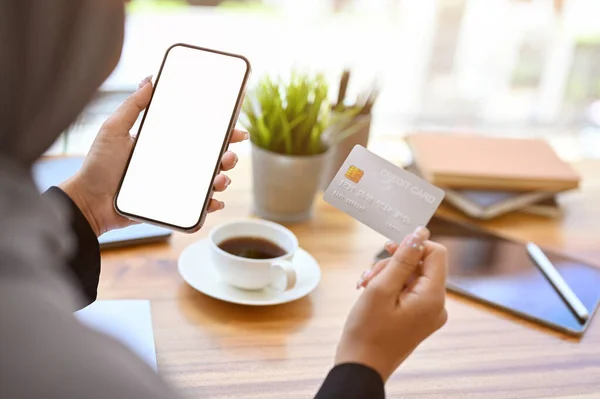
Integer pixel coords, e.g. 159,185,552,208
47,0,600,162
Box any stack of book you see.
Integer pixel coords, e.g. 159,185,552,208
405,133,581,220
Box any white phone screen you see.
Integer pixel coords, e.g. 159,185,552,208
115,44,249,230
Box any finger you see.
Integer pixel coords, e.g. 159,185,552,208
220,151,238,171
207,198,225,213
408,241,448,295
386,232,415,254
370,226,430,294
212,174,231,192
360,258,423,289
230,129,249,143
357,257,390,289
402,260,425,292
385,241,399,254
101,76,153,134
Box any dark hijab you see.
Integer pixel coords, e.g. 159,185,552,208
0,0,124,164
0,0,123,302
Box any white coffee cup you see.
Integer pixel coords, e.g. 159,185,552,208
209,219,298,291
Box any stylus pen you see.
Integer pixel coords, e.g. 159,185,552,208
526,242,589,323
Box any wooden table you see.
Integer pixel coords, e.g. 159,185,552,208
99,155,600,398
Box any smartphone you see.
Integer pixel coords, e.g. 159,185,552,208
374,216,600,336
114,43,251,232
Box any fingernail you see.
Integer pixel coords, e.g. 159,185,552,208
138,75,152,89
356,270,371,289
406,230,428,252
225,176,231,187
220,201,225,209
414,225,430,239
243,131,250,140
407,237,424,252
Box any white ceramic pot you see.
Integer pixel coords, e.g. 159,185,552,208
251,144,328,223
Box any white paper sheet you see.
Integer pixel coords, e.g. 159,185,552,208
75,300,158,371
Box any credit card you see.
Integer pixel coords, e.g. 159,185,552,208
323,145,445,243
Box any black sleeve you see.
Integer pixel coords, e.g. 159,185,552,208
42,186,101,309
315,363,385,399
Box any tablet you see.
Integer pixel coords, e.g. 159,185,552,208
33,157,172,249
375,216,600,336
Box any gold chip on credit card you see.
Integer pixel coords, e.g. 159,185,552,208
345,165,364,183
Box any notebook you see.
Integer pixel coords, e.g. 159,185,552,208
406,133,580,191
406,163,559,220
75,300,157,371
33,157,172,249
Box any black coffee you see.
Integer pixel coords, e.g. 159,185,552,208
218,236,287,260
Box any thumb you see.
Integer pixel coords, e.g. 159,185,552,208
370,226,430,295
101,75,153,134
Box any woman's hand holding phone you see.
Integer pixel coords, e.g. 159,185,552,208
59,77,248,237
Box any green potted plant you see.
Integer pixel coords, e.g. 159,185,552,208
320,69,379,189
241,72,332,222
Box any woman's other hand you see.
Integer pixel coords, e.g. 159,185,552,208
335,226,448,382
60,76,248,236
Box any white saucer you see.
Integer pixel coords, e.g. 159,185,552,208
178,239,321,306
